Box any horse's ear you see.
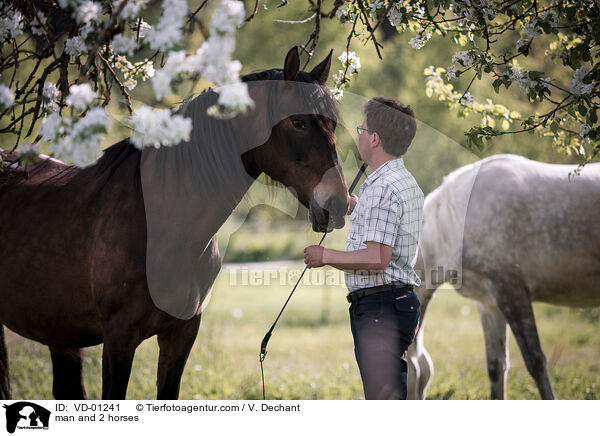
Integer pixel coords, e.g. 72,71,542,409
309,49,333,85
284,46,300,81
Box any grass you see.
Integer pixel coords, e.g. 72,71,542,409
4,262,599,400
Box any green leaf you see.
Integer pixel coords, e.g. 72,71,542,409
551,121,559,133
579,104,587,116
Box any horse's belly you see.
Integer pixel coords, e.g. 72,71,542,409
529,277,600,308
0,271,103,348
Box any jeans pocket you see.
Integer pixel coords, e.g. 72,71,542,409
394,296,419,313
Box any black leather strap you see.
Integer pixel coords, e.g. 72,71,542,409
346,282,412,303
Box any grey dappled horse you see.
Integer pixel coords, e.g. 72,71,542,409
407,154,600,399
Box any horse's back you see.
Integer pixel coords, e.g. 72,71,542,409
0,151,106,346
428,154,600,306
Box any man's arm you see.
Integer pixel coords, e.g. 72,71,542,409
322,242,392,273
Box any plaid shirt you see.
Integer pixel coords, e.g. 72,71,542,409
345,157,424,291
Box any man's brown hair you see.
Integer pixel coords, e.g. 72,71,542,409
363,97,417,156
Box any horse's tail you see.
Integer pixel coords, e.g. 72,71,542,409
0,324,10,399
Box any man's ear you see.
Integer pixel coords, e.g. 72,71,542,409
371,131,381,148
309,49,333,85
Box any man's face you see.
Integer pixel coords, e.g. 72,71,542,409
357,118,371,162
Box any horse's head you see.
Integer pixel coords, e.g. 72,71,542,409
240,47,349,233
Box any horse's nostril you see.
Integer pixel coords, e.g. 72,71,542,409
324,196,347,217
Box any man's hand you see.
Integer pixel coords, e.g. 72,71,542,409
304,245,325,268
347,194,358,215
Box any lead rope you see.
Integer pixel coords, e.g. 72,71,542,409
259,162,367,400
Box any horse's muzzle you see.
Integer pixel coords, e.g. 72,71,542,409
308,196,347,233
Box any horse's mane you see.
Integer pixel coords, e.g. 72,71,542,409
93,68,338,174
94,137,138,175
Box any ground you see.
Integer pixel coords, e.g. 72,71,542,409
5,262,599,399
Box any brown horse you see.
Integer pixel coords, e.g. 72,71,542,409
0,47,349,400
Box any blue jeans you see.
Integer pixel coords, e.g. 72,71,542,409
349,286,421,400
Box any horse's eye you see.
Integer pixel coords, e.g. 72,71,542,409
292,119,306,130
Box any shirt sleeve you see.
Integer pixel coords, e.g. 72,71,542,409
362,185,402,247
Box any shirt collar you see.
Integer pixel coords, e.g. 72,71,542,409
362,157,405,187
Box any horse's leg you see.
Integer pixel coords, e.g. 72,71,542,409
49,347,87,400
101,321,139,400
0,324,10,399
156,315,201,400
407,327,434,400
407,286,436,400
493,285,555,400
475,302,509,400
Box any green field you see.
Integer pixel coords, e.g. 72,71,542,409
4,262,599,400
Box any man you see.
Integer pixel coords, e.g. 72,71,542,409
304,97,424,400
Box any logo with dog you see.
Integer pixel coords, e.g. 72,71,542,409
2,402,50,433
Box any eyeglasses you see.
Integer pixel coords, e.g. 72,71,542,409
356,126,375,136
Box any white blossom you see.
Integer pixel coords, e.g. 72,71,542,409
331,51,361,102
151,70,174,100
216,82,253,110
0,84,15,109
147,0,251,110
368,1,384,18
17,143,40,157
460,92,473,105
79,22,97,39
570,67,594,96
151,51,188,100
47,108,110,166
130,105,192,148
330,87,344,100
387,4,403,26
414,4,426,18
115,0,148,20
75,1,101,24
140,61,156,79
30,11,48,36
338,51,361,74
482,7,495,20
0,6,24,39
135,19,152,38
64,36,87,56
65,84,96,110
146,0,188,51
446,65,458,80
336,5,348,20
452,50,475,67
43,82,60,112
112,34,137,55
523,19,540,38
409,31,431,50
516,38,529,52
580,123,591,138
39,112,67,142
211,0,245,34
508,66,550,95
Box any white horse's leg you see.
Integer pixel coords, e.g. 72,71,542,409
407,326,433,399
475,302,509,399
493,284,555,400
407,286,436,400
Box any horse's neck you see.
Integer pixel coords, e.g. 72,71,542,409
139,135,258,254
